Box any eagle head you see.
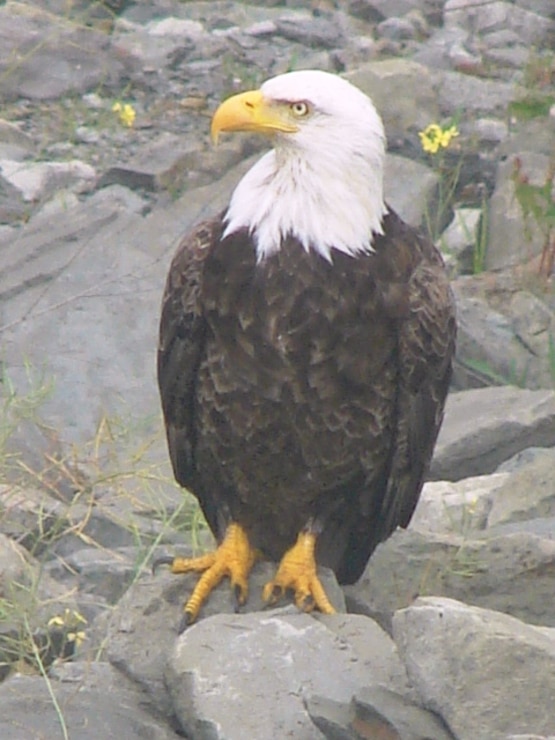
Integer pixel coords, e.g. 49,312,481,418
211,70,387,262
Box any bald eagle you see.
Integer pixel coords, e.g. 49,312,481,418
156,70,456,630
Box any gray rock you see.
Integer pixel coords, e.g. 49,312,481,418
303,695,361,740
348,0,431,22
451,277,555,391
98,133,253,194
0,119,35,161
346,59,439,142
434,69,523,117
516,0,555,18
0,159,253,444
0,532,86,674
393,597,555,739
481,28,523,47
307,688,456,740
75,125,102,145
461,117,509,147
444,0,555,47
486,152,555,271
347,528,555,632
0,533,79,618
486,447,555,527
275,13,345,49
352,686,454,740
498,119,555,160
0,176,28,224
412,25,472,71
166,611,406,740
0,159,96,202
447,41,484,75
0,484,67,548
384,154,440,229
484,44,532,76
488,516,555,541
431,387,555,480
438,207,482,274
105,561,346,714
0,663,179,739
0,4,128,101
411,473,504,535
452,286,529,389
377,16,420,41
0,119,35,151
112,16,208,68
45,545,144,605
496,445,555,473
509,289,555,366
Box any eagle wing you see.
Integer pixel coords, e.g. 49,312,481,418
378,249,456,543
157,218,221,518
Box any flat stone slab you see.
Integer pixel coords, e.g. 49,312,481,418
0,663,179,739
346,528,555,632
104,560,346,714
166,611,410,740
393,597,555,740
431,386,555,480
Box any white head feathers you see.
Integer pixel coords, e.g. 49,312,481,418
222,70,388,262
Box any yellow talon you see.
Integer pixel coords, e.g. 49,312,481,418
263,529,336,615
157,523,258,628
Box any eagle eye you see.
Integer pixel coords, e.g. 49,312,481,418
290,101,310,117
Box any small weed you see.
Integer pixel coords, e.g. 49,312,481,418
462,356,529,388
445,544,488,578
472,196,488,275
522,49,555,90
0,365,207,684
511,156,555,278
23,613,70,740
508,95,555,121
419,119,468,249
508,50,555,122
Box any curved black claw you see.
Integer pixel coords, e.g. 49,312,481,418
152,555,175,575
233,583,246,614
178,612,194,635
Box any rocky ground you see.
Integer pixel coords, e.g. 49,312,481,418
1,0,555,738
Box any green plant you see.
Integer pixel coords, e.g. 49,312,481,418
0,364,208,683
522,49,555,90
472,196,488,275
508,49,555,122
418,120,466,246
508,95,555,121
511,156,555,277
462,356,531,389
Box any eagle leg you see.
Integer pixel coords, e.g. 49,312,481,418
153,522,258,631
262,524,336,615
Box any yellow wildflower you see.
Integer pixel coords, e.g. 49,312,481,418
47,614,65,628
48,608,88,629
112,101,136,128
419,123,459,155
67,630,87,648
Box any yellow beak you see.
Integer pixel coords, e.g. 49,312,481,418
211,89,298,144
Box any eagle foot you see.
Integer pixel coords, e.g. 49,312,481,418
263,529,336,615
153,522,258,630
